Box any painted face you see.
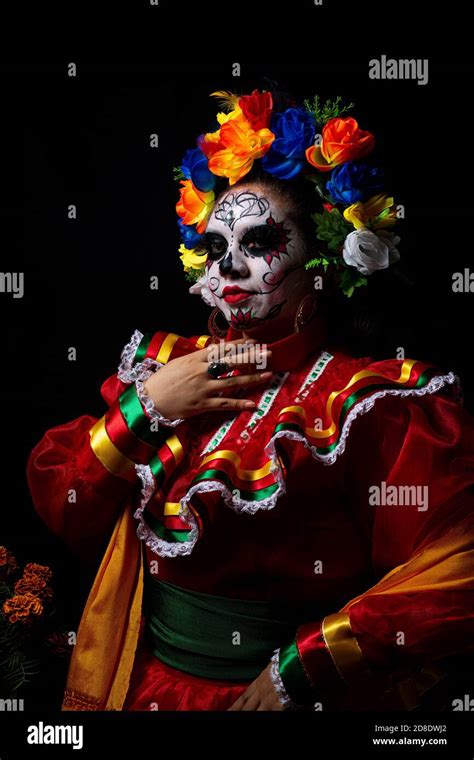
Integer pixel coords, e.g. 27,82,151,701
197,183,312,333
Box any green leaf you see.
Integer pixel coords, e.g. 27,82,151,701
173,166,186,182
340,268,367,297
312,208,352,253
303,95,356,125
184,267,205,284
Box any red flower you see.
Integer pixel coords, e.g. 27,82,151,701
238,89,273,131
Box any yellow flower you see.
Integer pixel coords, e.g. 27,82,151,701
216,104,243,125
179,244,207,272
344,194,397,230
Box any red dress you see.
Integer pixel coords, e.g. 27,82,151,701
27,316,474,711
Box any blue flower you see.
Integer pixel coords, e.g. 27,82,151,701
261,108,316,180
181,147,215,192
178,219,203,248
326,161,385,205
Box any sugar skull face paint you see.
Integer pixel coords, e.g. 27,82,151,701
198,183,313,335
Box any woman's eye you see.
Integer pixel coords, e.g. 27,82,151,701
203,235,227,259
241,228,279,255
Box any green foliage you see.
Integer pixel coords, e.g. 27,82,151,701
304,95,355,125
312,208,353,253
0,584,41,695
184,267,205,284
173,166,186,182
305,254,336,272
339,268,368,298
304,173,332,202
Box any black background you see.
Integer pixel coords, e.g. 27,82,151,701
0,1,473,715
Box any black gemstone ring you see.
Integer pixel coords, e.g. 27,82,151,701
207,361,231,379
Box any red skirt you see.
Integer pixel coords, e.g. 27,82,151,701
123,640,252,711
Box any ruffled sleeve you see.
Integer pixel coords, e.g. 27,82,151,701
26,329,189,563
273,373,474,709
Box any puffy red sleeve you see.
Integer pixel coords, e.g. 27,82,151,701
26,369,177,564
275,385,474,708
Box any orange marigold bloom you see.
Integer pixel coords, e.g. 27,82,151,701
23,563,53,583
14,574,53,602
2,593,43,624
0,546,18,581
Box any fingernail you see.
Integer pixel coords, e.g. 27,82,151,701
244,401,256,408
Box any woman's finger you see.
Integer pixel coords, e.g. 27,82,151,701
207,371,273,392
205,396,258,411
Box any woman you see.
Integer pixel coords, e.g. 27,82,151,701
27,88,474,712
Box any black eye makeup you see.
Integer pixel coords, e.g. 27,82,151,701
201,225,281,261
240,225,280,256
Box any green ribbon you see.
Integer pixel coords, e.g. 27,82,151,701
144,573,321,681
278,639,315,705
119,384,165,446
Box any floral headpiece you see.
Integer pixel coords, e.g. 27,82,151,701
175,89,400,297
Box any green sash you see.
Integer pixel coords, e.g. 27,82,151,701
145,573,322,680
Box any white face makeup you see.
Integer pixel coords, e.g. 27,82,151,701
197,183,312,334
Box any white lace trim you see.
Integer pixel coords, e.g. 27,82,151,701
294,351,334,402
117,329,145,383
200,414,239,456
267,371,460,467
135,367,184,428
270,648,298,710
199,370,288,456
133,371,459,555
245,371,289,435
134,464,199,557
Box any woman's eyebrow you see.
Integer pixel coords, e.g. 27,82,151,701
203,229,227,237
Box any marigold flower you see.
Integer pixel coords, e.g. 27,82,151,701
2,593,43,624
23,563,53,583
0,546,18,581
14,574,53,602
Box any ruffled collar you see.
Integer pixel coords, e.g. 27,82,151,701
224,314,327,372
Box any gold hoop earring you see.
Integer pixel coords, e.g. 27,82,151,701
208,307,229,339
293,293,317,334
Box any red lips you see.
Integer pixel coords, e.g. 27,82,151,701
222,286,254,304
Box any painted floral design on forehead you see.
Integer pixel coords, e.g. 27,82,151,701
205,190,292,268
176,89,402,298
214,191,270,230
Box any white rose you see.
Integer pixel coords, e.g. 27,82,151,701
188,273,215,307
342,229,401,275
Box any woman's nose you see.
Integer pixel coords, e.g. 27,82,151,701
218,246,249,277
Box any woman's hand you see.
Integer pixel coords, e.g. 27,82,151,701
227,662,284,711
143,338,273,421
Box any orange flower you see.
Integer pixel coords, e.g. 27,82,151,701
14,574,53,602
2,593,43,624
306,116,375,172
0,546,18,581
176,179,215,233
208,115,275,185
23,563,52,583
